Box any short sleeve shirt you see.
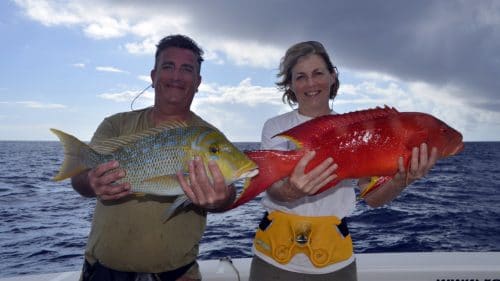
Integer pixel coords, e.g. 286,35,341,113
84,108,209,274
259,109,356,218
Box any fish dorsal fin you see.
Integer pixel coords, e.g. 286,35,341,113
275,105,399,149
91,120,190,154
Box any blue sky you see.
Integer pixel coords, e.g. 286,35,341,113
1,0,499,142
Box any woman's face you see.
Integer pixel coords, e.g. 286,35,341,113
290,54,335,116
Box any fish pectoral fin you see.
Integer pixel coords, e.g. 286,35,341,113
143,175,180,186
275,135,304,149
358,176,392,200
133,192,147,197
162,195,192,222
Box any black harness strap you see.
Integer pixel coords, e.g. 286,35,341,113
258,211,350,237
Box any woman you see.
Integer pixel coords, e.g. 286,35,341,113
248,41,438,280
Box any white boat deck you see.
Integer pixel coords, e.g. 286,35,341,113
1,252,499,281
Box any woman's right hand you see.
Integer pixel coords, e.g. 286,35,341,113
269,150,338,202
289,150,338,194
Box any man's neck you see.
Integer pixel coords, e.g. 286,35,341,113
149,107,192,127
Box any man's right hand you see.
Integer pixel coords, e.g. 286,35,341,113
72,160,131,200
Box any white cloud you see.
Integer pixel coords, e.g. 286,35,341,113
203,49,225,65
404,82,500,140
15,0,190,45
209,40,283,68
14,0,281,68
195,78,281,108
14,0,83,26
95,78,278,108
137,75,151,83
72,63,85,68
97,89,154,104
338,78,408,108
337,73,500,141
95,66,128,73
83,17,129,39
128,15,189,38
125,38,157,55
351,71,399,83
13,1,500,112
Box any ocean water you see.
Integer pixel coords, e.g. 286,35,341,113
1,141,499,277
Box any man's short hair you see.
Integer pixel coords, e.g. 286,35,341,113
154,34,204,73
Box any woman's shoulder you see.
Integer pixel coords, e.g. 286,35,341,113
264,110,298,127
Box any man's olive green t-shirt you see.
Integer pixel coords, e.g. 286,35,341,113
84,108,209,273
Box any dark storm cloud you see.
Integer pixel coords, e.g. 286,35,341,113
157,0,499,112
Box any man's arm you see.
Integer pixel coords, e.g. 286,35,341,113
71,169,94,197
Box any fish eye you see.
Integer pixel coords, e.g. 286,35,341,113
209,145,219,154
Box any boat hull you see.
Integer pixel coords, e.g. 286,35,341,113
1,252,499,281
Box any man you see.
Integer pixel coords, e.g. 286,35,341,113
71,34,235,281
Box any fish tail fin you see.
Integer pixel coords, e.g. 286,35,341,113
162,195,192,222
50,128,95,181
226,150,302,210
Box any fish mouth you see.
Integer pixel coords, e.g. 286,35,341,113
452,142,464,155
234,162,259,180
442,141,464,157
237,168,259,180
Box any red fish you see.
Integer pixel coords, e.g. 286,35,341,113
228,106,463,209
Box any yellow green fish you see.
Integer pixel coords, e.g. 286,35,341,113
50,121,258,219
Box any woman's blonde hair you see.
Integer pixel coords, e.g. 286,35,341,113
276,41,339,106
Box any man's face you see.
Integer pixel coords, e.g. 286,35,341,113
151,47,202,109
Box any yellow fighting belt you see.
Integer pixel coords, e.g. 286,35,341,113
254,211,353,268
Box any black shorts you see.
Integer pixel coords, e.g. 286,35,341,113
81,260,195,281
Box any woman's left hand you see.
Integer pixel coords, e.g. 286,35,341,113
392,143,439,187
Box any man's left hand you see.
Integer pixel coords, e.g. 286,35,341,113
177,156,235,211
